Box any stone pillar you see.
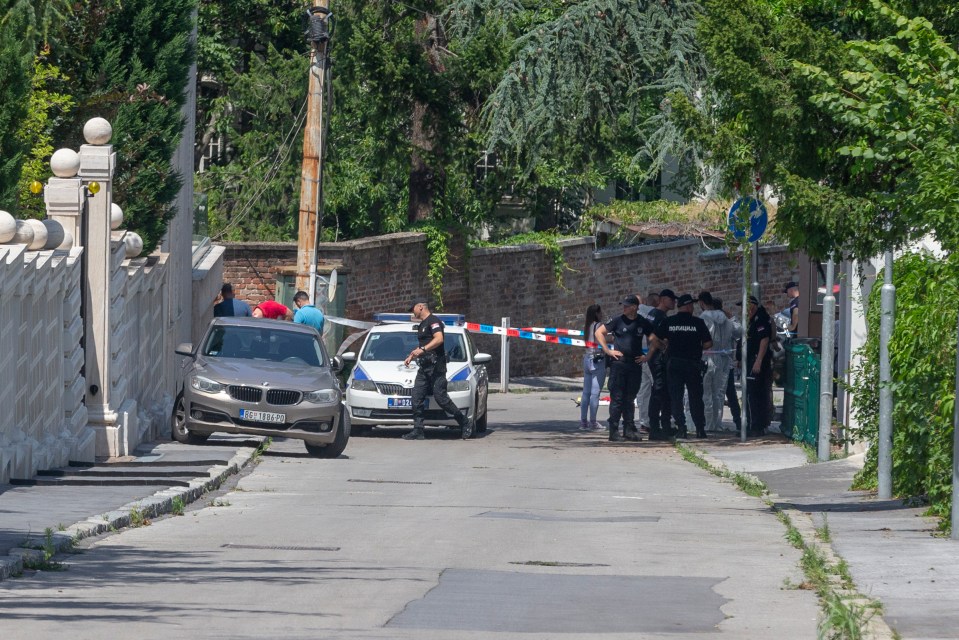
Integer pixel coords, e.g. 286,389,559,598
77,117,122,456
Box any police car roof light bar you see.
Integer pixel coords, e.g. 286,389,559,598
373,313,465,326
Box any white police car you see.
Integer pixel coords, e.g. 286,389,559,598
342,314,491,436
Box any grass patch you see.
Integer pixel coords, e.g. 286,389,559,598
171,496,185,516
250,437,272,464
676,444,767,498
19,528,66,572
129,507,151,528
816,515,832,543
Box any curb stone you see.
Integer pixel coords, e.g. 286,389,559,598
0,445,259,582
690,445,896,640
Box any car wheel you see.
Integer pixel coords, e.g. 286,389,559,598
171,392,209,445
475,394,488,433
305,408,351,458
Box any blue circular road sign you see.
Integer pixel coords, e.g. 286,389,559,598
728,196,768,243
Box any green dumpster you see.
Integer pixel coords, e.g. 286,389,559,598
781,342,820,446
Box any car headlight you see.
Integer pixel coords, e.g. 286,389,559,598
447,380,470,392
191,375,224,394
305,389,339,403
351,379,377,392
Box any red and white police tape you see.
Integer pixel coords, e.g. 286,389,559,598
465,322,599,349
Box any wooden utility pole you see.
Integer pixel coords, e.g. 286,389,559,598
297,1,332,295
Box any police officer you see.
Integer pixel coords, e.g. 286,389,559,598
595,295,655,442
403,301,473,440
740,295,773,436
648,293,712,439
646,289,676,441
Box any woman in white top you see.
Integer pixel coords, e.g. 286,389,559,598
580,304,607,431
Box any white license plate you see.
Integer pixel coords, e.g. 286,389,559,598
387,397,426,408
240,409,286,424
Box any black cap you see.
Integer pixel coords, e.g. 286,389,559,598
783,281,798,293
408,301,427,313
659,288,676,300
736,295,760,306
621,295,640,306
676,293,698,307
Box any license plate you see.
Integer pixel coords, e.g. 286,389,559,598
240,409,285,424
387,397,427,408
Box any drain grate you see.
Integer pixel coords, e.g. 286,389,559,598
348,479,432,485
222,544,340,552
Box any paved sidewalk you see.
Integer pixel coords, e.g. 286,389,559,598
696,436,959,640
0,435,261,580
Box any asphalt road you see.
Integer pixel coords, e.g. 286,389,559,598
0,392,819,639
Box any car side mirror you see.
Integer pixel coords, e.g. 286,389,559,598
341,351,357,362
175,342,195,357
331,356,344,372
473,353,492,365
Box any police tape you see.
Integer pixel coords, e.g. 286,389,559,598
518,326,585,337
465,322,599,349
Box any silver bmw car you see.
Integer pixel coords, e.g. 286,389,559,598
172,317,349,457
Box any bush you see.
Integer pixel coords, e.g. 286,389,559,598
848,252,959,530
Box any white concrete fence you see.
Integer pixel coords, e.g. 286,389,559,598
0,118,220,483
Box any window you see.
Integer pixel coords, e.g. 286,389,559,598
203,326,324,367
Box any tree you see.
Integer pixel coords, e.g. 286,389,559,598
0,10,36,212
51,0,197,251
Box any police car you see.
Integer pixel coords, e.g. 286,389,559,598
342,314,491,435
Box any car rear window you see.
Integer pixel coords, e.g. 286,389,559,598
203,326,324,367
361,331,467,362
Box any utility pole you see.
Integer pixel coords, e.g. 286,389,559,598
297,1,332,297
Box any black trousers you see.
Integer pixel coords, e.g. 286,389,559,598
667,357,706,434
725,369,742,426
647,354,671,433
745,358,772,433
607,361,643,432
411,366,464,430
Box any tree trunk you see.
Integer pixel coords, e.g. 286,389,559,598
408,13,445,224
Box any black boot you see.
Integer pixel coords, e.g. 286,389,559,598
623,427,641,442
609,426,624,442
695,429,708,439
402,428,425,440
648,429,671,442
675,428,689,440
459,414,475,440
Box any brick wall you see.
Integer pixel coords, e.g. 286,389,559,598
219,235,801,377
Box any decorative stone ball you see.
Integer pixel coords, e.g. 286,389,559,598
0,210,15,243
24,219,48,250
51,148,81,178
58,231,75,250
124,231,144,258
110,203,123,230
83,117,113,145
12,220,34,247
42,219,66,250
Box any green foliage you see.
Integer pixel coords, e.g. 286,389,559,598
200,45,307,242
414,222,452,310
797,1,959,255
847,252,958,530
16,55,75,219
48,0,196,252
472,230,575,288
0,9,35,212
581,199,729,238
449,0,708,193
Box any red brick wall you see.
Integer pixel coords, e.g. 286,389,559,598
219,235,801,377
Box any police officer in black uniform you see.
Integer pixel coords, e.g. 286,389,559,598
403,301,473,440
648,293,713,439
740,295,773,436
646,289,676,441
595,295,655,442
